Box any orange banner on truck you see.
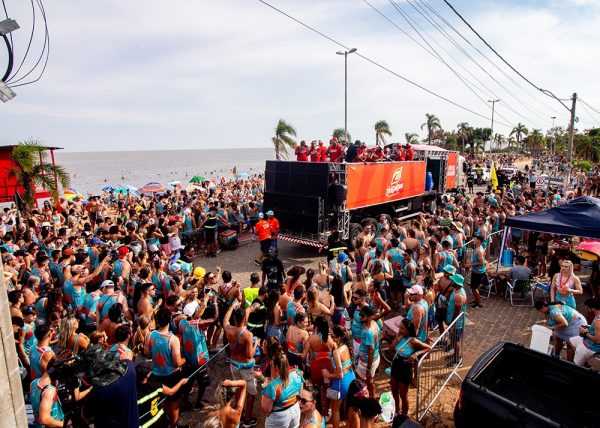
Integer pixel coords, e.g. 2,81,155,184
445,152,458,189
346,161,426,210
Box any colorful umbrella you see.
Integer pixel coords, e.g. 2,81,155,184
114,184,141,196
167,181,183,190
576,240,600,261
102,185,115,191
63,188,84,201
139,182,167,195
189,176,206,183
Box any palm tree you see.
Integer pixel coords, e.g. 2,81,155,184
374,120,392,147
332,128,351,143
272,119,297,160
507,136,517,151
457,122,471,154
509,123,529,151
493,133,505,152
526,129,544,155
9,140,70,209
420,113,442,145
404,133,419,145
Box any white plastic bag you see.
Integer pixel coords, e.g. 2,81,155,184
379,391,396,423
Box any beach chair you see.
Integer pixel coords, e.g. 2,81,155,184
505,278,534,306
481,274,497,298
529,325,553,354
532,281,551,302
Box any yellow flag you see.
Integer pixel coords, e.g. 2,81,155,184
491,162,498,190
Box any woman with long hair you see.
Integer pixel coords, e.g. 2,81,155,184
265,290,284,344
330,278,350,328
388,318,430,416
306,287,332,323
307,316,335,417
534,300,587,361
299,386,325,428
322,326,356,428
303,268,316,290
286,312,309,370
346,380,369,428
57,315,90,356
551,260,583,309
261,352,304,428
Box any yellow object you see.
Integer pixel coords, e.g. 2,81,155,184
491,162,498,190
193,266,206,280
577,250,599,261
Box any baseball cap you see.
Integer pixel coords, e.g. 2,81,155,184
449,274,465,287
100,279,115,289
169,264,181,274
407,285,424,295
63,248,76,256
337,252,349,263
258,213,264,219
90,237,104,245
443,265,457,275
193,266,206,280
118,246,130,258
183,301,199,317
267,210,274,216
23,305,36,316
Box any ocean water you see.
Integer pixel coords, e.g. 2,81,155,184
54,147,274,196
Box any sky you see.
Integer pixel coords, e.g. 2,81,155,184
1,0,600,152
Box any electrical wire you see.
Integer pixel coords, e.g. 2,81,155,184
387,0,540,128
442,0,571,112
6,0,36,83
10,0,50,87
418,0,565,118
256,0,507,125
579,101,600,127
1,0,12,48
408,0,552,127
579,98,600,116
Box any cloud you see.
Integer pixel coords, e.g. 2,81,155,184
1,0,599,151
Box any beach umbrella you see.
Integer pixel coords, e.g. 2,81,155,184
102,185,115,191
114,185,141,196
576,240,600,261
63,188,84,201
139,182,167,195
189,175,206,183
235,172,250,179
167,180,183,190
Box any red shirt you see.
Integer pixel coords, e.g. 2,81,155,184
396,146,405,161
295,145,309,162
309,146,319,162
328,143,343,162
256,220,272,241
268,217,280,236
318,145,328,162
406,147,415,161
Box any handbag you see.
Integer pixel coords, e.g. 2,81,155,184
17,357,27,380
326,387,341,400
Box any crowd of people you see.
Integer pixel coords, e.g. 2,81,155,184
3,155,600,428
293,138,415,163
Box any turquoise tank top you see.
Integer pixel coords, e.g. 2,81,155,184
471,246,486,274
394,336,415,358
407,300,429,342
446,288,467,329
148,330,177,376
30,380,64,428
584,315,600,353
548,304,575,328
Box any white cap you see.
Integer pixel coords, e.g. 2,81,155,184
407,285,424,295
183,301,199,317
100,280,115,288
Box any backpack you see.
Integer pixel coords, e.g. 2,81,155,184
74,344,128,387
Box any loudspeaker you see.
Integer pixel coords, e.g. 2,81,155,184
328,183,347,206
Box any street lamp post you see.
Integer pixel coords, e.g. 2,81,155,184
487,99,500,153
550,116,556,155
336,48,357,145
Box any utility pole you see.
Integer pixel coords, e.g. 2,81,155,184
567,93,577,162
487,99,500,153
336,48,357,145
550,116,556,155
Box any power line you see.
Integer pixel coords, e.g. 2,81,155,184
256,0,508,125
7,0,36,83
579,100,600,127
579,98,600,116
442,0,571,112
409,0,554,127
419,0,565,118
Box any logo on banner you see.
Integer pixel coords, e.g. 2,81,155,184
447,165,456,177
386,167,404,197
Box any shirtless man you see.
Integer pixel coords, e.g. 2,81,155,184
224,305,260,427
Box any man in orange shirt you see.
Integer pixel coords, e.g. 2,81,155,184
254,213,272,267
266,210,280,257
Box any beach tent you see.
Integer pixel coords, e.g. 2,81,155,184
499,197,600,266
189,176,206,183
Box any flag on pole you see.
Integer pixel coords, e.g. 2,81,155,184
491,162,499,190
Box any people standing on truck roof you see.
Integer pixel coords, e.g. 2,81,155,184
573,297,600,366
327,138,344,163
404,144,414,161
295,141,309,162
345,141,359,163
534,300,586,362
309,141,320,162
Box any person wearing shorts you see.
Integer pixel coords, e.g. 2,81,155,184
355,305,380,398
465,236,486,308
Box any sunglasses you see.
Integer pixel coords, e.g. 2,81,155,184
298,397,314,405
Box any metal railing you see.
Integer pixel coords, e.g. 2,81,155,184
415,311,466,422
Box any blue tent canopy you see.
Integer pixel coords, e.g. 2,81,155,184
504,196,600,239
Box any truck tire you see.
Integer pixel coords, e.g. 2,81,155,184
361,217,377,228
350,223,362,245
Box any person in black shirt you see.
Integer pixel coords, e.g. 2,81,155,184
548,239,581,280
261,250,285,291
247,286,269,340
135,360,188,428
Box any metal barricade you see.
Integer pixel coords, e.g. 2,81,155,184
414,311,466,422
